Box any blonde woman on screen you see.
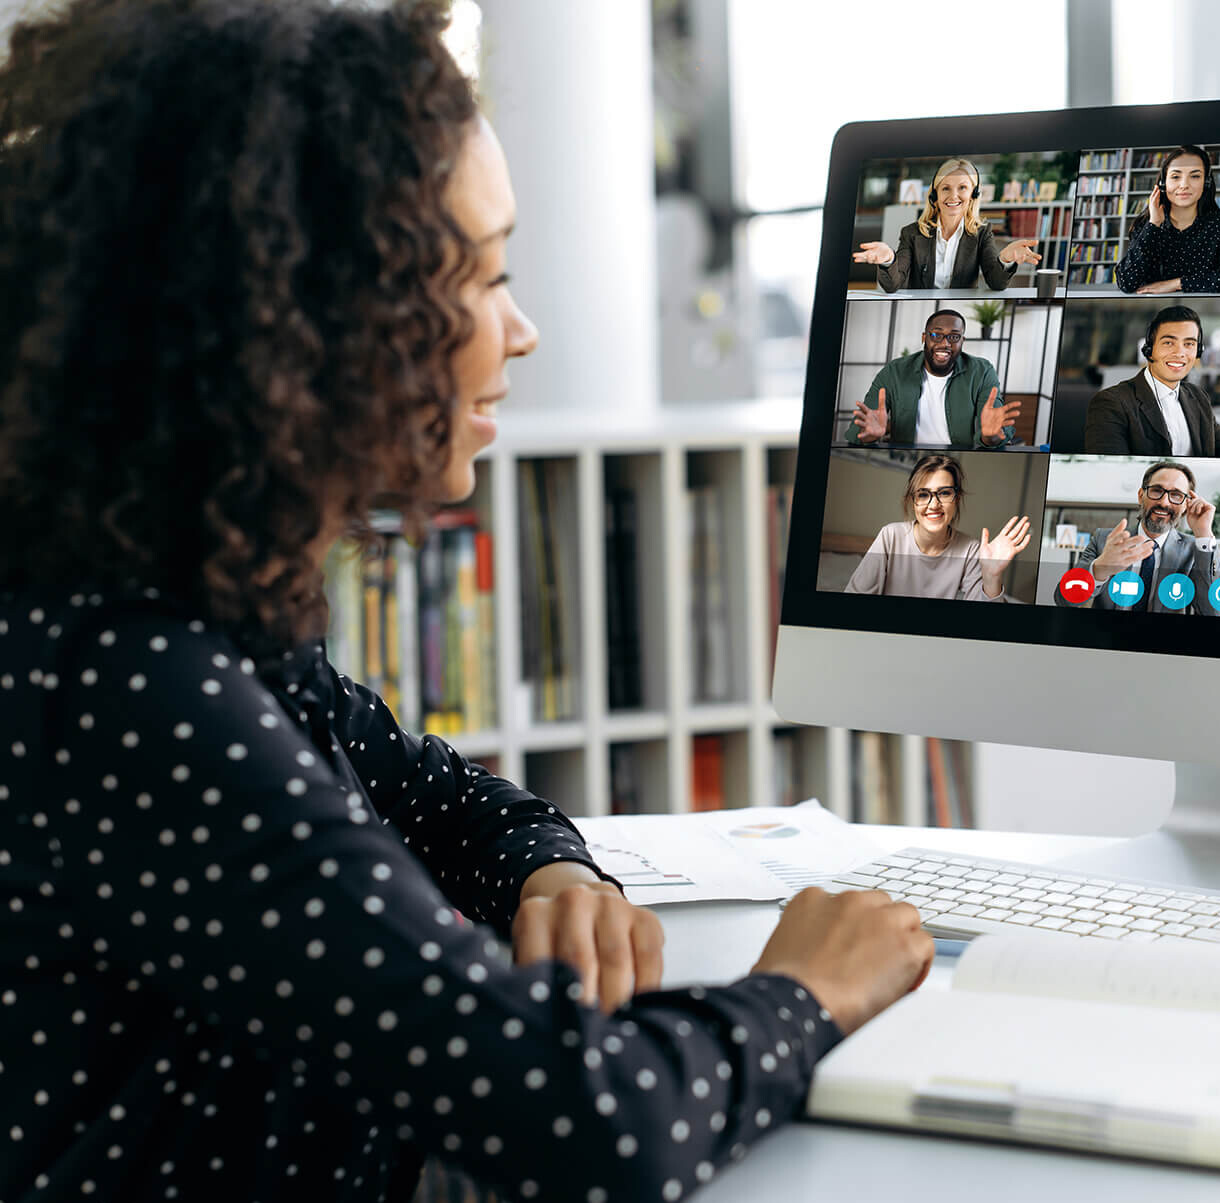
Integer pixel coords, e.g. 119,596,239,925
854,158,1041,291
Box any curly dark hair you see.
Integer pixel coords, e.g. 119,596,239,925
0,0,479,650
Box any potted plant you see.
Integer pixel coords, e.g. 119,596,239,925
971,299,1006,340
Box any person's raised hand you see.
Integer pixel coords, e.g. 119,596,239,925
513,875,665,1013
852,240,896,266
851,387,888,443
979,515,1031,595
1186,490,1216,539
1147,184,1166,227
1092,516,1154,582
751,888,933,1035
979,387,1021,444
999,237,1041,265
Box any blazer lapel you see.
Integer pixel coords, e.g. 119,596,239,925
1133,373,1173,451
1180,382,1212,455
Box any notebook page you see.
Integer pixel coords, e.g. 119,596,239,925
952,933,1220,1011
807,991,1220,1166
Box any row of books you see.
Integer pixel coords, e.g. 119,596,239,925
1075,173,1127,196
1074,195,1128,217
850,731,974,826
1079,149,1129,171
1072,217,1124,240
1067,263,1116,284
517,459,581,722
996,206,1070,239
1068,241,1119,263
325,511,497,736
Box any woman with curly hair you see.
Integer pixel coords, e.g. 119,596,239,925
0,2,932,1200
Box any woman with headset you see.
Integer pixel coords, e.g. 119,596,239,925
853,157,1042,292
843,454,1031,600
1116,144,1220,294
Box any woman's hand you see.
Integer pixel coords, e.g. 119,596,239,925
998,237,1041,266
514,865,664,1012
979,515,1031,595
1136,278,1183,294
1147,184,1166,227
752,888,933,1035
852,240,895,265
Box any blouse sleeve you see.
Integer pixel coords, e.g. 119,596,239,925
1114,220,1161,293
42,608,844,1202
322,662,614,935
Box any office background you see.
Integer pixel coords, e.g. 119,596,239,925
8,0,1220,834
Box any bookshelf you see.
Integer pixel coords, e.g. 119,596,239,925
326,400,969,827
1069,145,1220,284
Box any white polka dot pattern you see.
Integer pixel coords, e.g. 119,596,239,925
0,594,842,1201
1115,205,1220,293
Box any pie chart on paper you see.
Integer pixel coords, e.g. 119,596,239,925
729,822,800,840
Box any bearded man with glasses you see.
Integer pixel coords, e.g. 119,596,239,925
846,309,1021,449
1053,461,1219,614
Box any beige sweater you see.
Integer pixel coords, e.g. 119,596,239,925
843,521,1004,602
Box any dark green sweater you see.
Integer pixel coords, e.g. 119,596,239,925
846,349,1011,449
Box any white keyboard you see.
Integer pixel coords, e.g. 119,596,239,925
827,847,1220,944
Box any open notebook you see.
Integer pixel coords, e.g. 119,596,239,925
806,934,1220,1168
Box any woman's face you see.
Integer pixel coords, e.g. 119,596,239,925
933,171,974,223
1165,154,1207,212
434,116,538,501
911,468,958,537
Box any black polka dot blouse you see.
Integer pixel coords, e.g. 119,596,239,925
1115,204,1220,293
0,591,842,1203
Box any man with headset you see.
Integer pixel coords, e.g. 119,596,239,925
1083,305,1220,455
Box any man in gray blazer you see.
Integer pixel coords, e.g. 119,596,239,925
1054,460,1219,614
1083,305,1220,455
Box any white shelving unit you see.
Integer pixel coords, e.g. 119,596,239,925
330,399,953,826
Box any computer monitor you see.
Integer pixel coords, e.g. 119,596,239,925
773,100,1220,887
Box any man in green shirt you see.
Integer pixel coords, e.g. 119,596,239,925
845,309,1020,449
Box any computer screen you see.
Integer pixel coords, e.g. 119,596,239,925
773,101,1220,861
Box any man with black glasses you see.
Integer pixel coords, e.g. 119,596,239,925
1054,461,1219,614
845,309,1020,449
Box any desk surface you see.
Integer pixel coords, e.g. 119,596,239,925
653,822,1220,1200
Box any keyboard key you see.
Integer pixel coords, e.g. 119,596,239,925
1156,909,1191,924
835,873,886,888
1064,921,1098,935
1034,917,1068,930
1122,930,1161,943
1067,909,1104,924
1190,901,1220,916
1158,923,1194,937
1128,918,1162,932
1102,889,1137,902
1094,926,1127,939
1012,901,1047,915
1007,913,1038,926
1127,905,1158,919
1044,905,1074,919
1185,928,1220,943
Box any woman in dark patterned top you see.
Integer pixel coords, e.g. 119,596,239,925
1116,144,1220,294
0,3,933,1201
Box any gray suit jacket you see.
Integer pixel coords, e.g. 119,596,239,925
878,221,1018,292
1053,526,1219,613
1083,371,1219,456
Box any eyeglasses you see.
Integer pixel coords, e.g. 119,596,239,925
925,331,963,345
913,487,959,507
1145,484,1189,504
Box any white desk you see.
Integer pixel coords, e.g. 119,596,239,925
653,822,1220,1201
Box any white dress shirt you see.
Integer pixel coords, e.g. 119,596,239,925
1144,366,1193,455
914,369,953,445
934,222,965,289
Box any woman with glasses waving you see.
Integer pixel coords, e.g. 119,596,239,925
844,455,1031,600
